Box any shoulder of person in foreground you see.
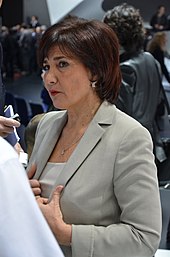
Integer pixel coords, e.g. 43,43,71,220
0,137,64,257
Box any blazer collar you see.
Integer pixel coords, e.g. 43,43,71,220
34,112,67,179
35,102,116,189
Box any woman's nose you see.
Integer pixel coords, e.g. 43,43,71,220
45,70,58,85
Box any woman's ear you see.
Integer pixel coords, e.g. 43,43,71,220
89,73,98,83
88,68,98,82
92,74,98,81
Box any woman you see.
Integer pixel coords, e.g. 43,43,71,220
147,31,170,84
27,16,161,257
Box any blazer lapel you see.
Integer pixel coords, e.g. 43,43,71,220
53,102,116,187
34,112,68,179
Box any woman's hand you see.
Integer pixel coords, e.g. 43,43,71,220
37,185,72,246
27,163,41,197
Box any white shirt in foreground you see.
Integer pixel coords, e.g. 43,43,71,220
155,249,170,257
0,137,64,257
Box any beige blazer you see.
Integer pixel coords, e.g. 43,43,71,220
27,101,162,257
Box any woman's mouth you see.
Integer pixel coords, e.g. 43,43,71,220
49,90,58,96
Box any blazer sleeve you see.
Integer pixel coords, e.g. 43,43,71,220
71,125,162,257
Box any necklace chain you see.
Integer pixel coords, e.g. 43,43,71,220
60,133,84,156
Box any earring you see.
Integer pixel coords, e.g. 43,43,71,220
91,81,97,88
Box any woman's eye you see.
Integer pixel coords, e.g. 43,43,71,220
42,65,49,72
58,61,69,68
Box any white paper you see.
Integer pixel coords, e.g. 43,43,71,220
4,105,20,146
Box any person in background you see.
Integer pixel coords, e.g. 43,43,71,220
147,31,170,84
0,137,64,257
29,15,41,28
103,3,165,164
150,5,168,32
0,0,21,139
27,15,161,257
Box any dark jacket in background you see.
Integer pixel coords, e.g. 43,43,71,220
116,51,165,162
0,43,5,115
117,51,161,134
150,14,168,32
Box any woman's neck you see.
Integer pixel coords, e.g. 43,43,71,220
66,98,102,130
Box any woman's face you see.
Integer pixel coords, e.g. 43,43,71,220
42,46,97,110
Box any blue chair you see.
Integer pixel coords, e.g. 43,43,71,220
29,101,44,118
5,92,17,112
15,96,30,126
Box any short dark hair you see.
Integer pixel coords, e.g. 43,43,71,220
38,16,121,103
103,3,145,54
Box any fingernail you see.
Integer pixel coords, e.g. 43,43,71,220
57,185,64,192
